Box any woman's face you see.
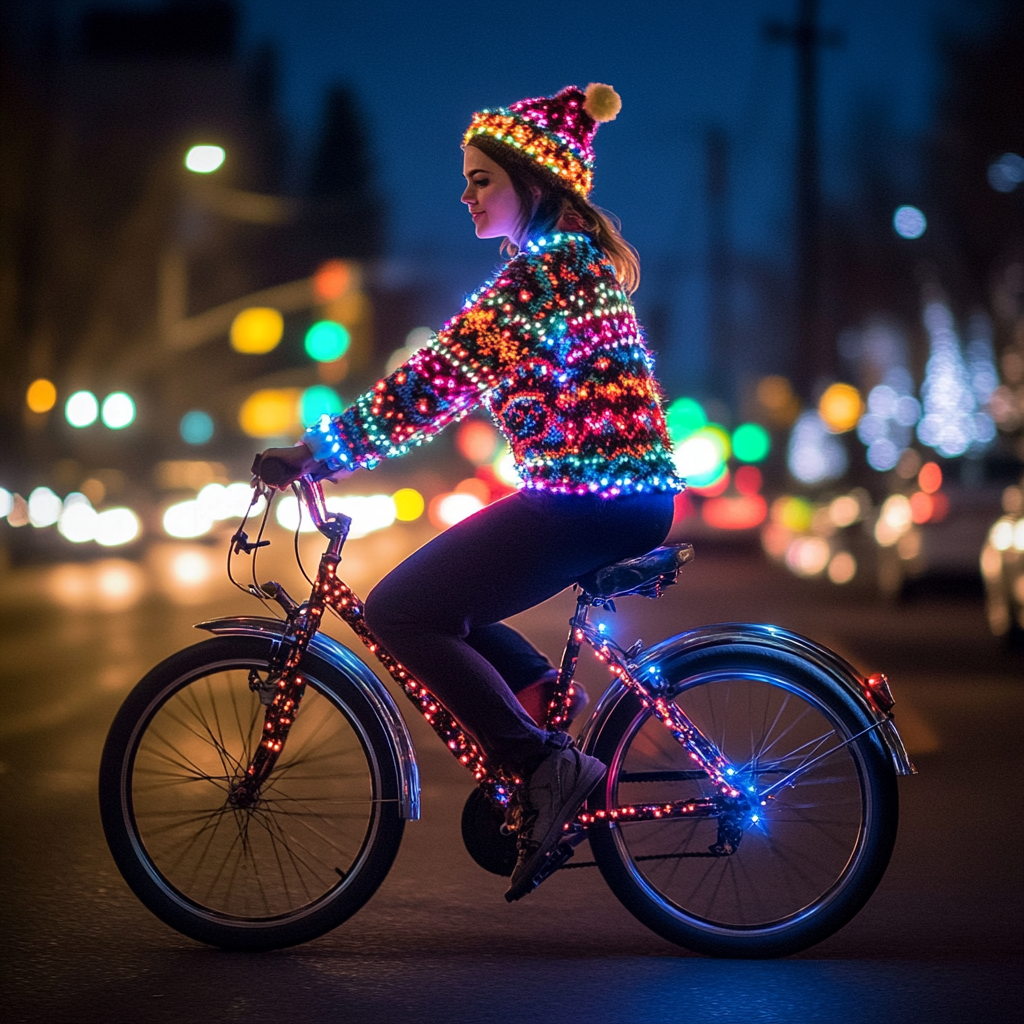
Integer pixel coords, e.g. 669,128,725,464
462,146,524,242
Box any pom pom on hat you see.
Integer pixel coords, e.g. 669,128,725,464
465,83,622,197
584,83,621,123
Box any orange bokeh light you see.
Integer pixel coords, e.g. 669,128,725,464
702,494,768,531
909,491,933,524
918,461,942,494
313,260,352,302
456,419,501,464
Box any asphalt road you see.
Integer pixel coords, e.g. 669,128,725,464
2,527,1022,1024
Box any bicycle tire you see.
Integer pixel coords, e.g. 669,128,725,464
99,635,405,950
587,643,898,958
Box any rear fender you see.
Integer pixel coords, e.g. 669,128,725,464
577,622,915,776
195,616,421,818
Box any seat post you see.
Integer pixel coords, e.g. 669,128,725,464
546,594,591,730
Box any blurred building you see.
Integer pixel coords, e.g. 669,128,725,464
1,0,404,499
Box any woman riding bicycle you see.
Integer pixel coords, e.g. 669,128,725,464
255,83,683,901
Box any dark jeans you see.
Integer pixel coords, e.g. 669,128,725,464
363,488,674,773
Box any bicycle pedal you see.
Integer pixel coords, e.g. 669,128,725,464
535,841,577,883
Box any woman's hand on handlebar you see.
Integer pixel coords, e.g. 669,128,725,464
251,444,351,489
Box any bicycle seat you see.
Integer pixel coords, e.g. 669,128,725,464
577,543,694,601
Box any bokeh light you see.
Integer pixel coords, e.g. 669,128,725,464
917,301,993,457
313,260,352,301
163,500,214,539
430,491,484,529
818,383,863,433
787,412,847,483
987,153,1024,193
101,392,135,429
95,508,141,547
239,388,301,438
701,494,767,530
755,375,800,427
26,378,57,414
875,494,913,546
184,145,225,173
305,320,350,362
28,486,62,527
665,397,706,443
731,423,770,462
180,410,214,445
786,536,831,577
734,465,762,495
65,390,98,427
893,205,927,239
827,552,857,584
58,494,97,543
0,488,13,518
829,494,862,528
918,462,942,494
392,488,425,521
230,307,284,354
672,425,731,487
300,385,343,427
771,496,813,533
327,494,397,539
457,420,501,464
494,449,522,488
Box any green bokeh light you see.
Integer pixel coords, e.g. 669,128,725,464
732,422,771,462
666,397,707,443
300,385,344,427
304,321,350,362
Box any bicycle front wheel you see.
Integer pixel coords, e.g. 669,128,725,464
99,636,405,950
588,645,898,957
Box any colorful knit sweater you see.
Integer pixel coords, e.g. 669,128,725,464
304,232,682,497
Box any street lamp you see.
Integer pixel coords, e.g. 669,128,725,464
184,145,226,174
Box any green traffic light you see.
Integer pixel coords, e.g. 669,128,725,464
666,397,706,443
304,321,350,362
732,422,771,462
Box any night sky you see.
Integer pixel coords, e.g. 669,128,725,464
37,0,975,388
231,0,955,266
51,0,962,266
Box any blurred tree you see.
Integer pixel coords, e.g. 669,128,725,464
305,85,384,260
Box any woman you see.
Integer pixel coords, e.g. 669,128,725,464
255,83,683,901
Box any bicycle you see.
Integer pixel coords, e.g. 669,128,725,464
99,477,915,957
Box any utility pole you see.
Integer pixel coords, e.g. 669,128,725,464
704,128,732,409
765,0,842,400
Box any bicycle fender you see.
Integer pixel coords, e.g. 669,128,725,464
576,622,915,777
195,615,421,818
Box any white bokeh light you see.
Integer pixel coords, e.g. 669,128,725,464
893,205,927,239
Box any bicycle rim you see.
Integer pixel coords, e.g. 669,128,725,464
604,671,874,934
123,657,385,923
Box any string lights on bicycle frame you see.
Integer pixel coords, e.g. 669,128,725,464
228,478,754,828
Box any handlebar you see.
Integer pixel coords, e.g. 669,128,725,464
295,477,351,542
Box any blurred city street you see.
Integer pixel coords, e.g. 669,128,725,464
2,533,1021,1024
2,0,1022,1021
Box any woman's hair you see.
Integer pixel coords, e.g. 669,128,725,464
467,137,641,295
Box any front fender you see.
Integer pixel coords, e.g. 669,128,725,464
577,622,915,776
195,616,421,818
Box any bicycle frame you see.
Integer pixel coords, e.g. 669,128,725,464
223,480,783,837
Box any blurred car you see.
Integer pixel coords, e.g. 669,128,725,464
980,479,1024,642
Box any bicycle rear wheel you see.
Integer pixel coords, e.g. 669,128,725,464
99,636,404,950
588,645,898,957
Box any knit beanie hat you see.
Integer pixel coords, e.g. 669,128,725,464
463,83,622,199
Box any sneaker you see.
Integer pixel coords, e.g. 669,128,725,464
517,672,589,729
504,745,605,902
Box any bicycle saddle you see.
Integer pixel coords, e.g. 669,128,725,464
577,543,695,601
